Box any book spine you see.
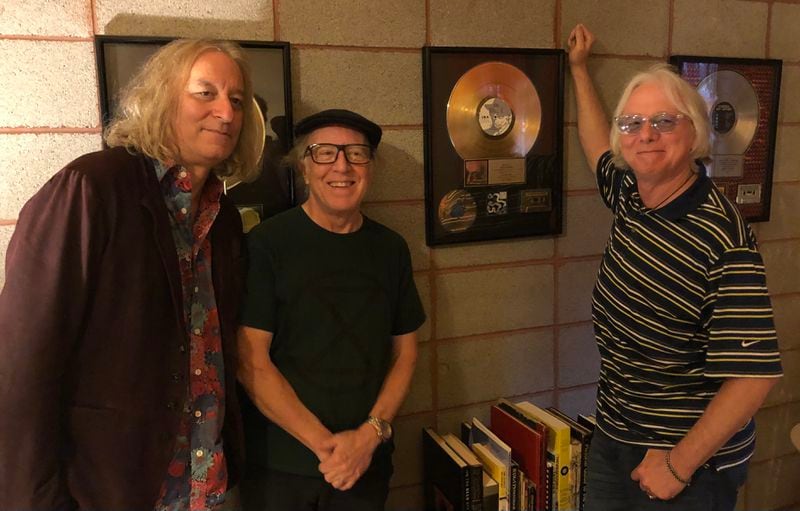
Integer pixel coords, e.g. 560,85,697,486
469,465,483,511
556,436,570,511
510,462,520,511
461,421,472,445
526,478,537,511
462,465,471,511
483,486,499,511
578,437,591,511
570,440,580,511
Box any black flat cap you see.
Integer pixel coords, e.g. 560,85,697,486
295,109,382,147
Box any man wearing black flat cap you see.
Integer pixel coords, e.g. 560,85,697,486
237,109,426,511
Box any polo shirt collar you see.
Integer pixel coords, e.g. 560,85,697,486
629,160,712,220
655,161,713,220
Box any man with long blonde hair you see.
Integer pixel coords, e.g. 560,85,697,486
0,38,263,510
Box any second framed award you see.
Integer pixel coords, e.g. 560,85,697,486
423,47,565,246
670,55,782,222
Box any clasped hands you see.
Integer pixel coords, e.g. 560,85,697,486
316,423,381,491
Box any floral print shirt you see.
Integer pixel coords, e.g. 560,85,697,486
153,161,228,511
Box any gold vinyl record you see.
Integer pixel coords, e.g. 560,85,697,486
252,96,267,165
446,61,541,160
225,97,266,193
697,70,758,155
791,423,800,452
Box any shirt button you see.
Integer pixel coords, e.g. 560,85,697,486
194,369,202,376
179,345,186,353
195,449,204,458
194,410,202,418
193,328,201,335
172,373,180,381
194,286,199,293
179,171,187,179
180,207,188,215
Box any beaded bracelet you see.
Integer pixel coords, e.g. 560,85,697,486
665,450,691,486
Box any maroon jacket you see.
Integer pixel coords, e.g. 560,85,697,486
0,147,245,510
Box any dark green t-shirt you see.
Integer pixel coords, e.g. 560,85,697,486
239,206,426,476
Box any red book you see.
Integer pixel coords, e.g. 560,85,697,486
491,403,547,511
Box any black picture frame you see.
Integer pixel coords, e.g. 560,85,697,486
670,55,782,222
423,46,565,246
94,35,295,229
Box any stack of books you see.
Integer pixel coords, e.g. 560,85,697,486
422,400,595,511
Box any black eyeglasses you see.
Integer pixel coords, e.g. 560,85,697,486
614,112,686,135
304,143,374,164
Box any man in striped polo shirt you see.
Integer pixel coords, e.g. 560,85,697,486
567,24,783,510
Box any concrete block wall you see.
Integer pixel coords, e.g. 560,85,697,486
1,1,798,509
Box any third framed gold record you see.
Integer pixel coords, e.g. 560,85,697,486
446,61,541,160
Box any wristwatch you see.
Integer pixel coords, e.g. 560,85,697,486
366,415,393,443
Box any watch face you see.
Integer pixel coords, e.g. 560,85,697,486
369,416,392,441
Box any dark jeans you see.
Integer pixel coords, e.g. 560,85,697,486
584,428,748,511
239,468,391,511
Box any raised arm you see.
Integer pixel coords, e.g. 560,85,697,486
567,23,611,171
237,326,334,461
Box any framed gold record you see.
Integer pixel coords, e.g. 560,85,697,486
671,55,782,222
446,61,541,160
423,47,565,246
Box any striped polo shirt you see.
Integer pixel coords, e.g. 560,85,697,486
592,151,782,470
